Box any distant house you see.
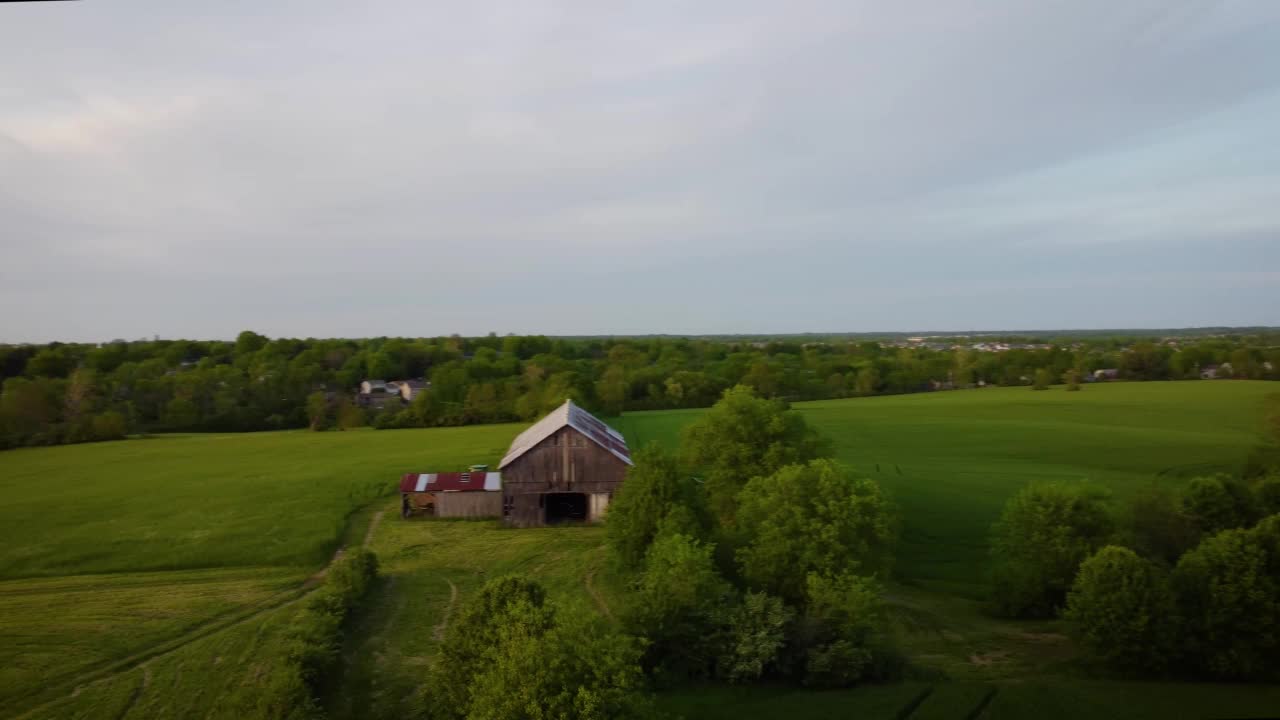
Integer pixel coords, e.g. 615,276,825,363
1200,364,1221,380
357,379,397,409
1093,368,1120,381
398,379,430,402
499,400,631,528
400,470,502,519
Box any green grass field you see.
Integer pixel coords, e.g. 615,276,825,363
2,381,1278,719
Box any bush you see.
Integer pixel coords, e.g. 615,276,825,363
989,483,1113,618
680,385,832,525
286,549,379,705
716,591,792,683
1119,483,1200,566
1255,476,1280,517
423,576,654,720
1065,546,1175,672
736,460,895,604
1180,475,1258,535
793,572,896,687
624,530,734,680
1171,526,1279,679
464,619,654,720
606,445,708,569
429,575,556,716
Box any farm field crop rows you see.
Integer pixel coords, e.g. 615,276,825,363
1,381,1277,718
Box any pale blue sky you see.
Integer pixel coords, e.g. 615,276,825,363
2,1,1278,341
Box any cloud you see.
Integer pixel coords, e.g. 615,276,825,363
1,0,1278,341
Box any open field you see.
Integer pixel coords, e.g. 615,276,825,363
615,381,1275,595
1,381,1277,718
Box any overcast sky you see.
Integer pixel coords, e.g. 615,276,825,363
2,1,1278,342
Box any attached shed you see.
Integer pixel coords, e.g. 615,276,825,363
499,400,631,528
400,471,503,519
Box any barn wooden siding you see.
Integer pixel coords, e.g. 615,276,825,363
436,491,503,518
502,425,627,528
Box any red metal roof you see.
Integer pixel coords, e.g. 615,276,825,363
400,472,500,493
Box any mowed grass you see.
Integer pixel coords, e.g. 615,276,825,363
614,381,1276,594
0,424,518,715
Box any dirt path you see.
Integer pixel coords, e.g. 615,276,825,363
13,506,396,720
432,580,459,641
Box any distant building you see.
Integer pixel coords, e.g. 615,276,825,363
1093,368,1120,381
400,470,502,519
1200,364,1221,380
398,379,430,402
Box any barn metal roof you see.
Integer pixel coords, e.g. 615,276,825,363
498,400,632,469
399,472,501,493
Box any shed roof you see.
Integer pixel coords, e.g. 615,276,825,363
400,471,501,493
499,400,632,469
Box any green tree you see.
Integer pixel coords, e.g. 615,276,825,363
1172,526,1280,679
990,483,1114,618
463,620,653,720
716,591,792,683
1180,474,1257,535
596,364,628,416
305,391,331,431
736,460,895,604
233,330,268,356
606,445,706,569
795,572,891,687
1065,368,1081,391
427,576,557,717
681,385,832,526
624,530,733,679
1065,546,1175,672
1032,367,1052,390
1120,483,1200,566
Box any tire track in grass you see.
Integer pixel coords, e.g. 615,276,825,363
964,688,998,720
431,579,459,641
894,686,934,719
584,546,614,621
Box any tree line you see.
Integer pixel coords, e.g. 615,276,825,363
3,329,1277,450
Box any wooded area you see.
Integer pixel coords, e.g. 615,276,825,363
2,329,1278,449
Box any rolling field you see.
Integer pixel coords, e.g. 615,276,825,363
1,381,1278,718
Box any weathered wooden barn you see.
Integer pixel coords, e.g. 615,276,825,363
499,400,632,527
400,471,503,519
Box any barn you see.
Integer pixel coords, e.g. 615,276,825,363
499,400,631,527
400,470,503,519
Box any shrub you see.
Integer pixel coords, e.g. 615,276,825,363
1171,526,1280,679
624,530,733,679
793,572,895,687
736,460,895,604
1119,483,1200,566
286,549,379,705
1065,545,1175,672
1180,475,1257,535
606,444,707,569
426,576,557,719
989,482,1113,617
1255,476,1280,517
680,385,832,525
464,620,653,720
716,591,793,683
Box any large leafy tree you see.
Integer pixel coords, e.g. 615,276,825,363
735,460,895,604
1065,545,1175,672
606,445,707,569
1172,522,1280,679
681,385,832,525
989,482,1114,618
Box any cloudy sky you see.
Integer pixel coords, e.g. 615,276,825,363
2,1,1278,342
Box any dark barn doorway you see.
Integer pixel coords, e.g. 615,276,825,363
545,492,587,524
